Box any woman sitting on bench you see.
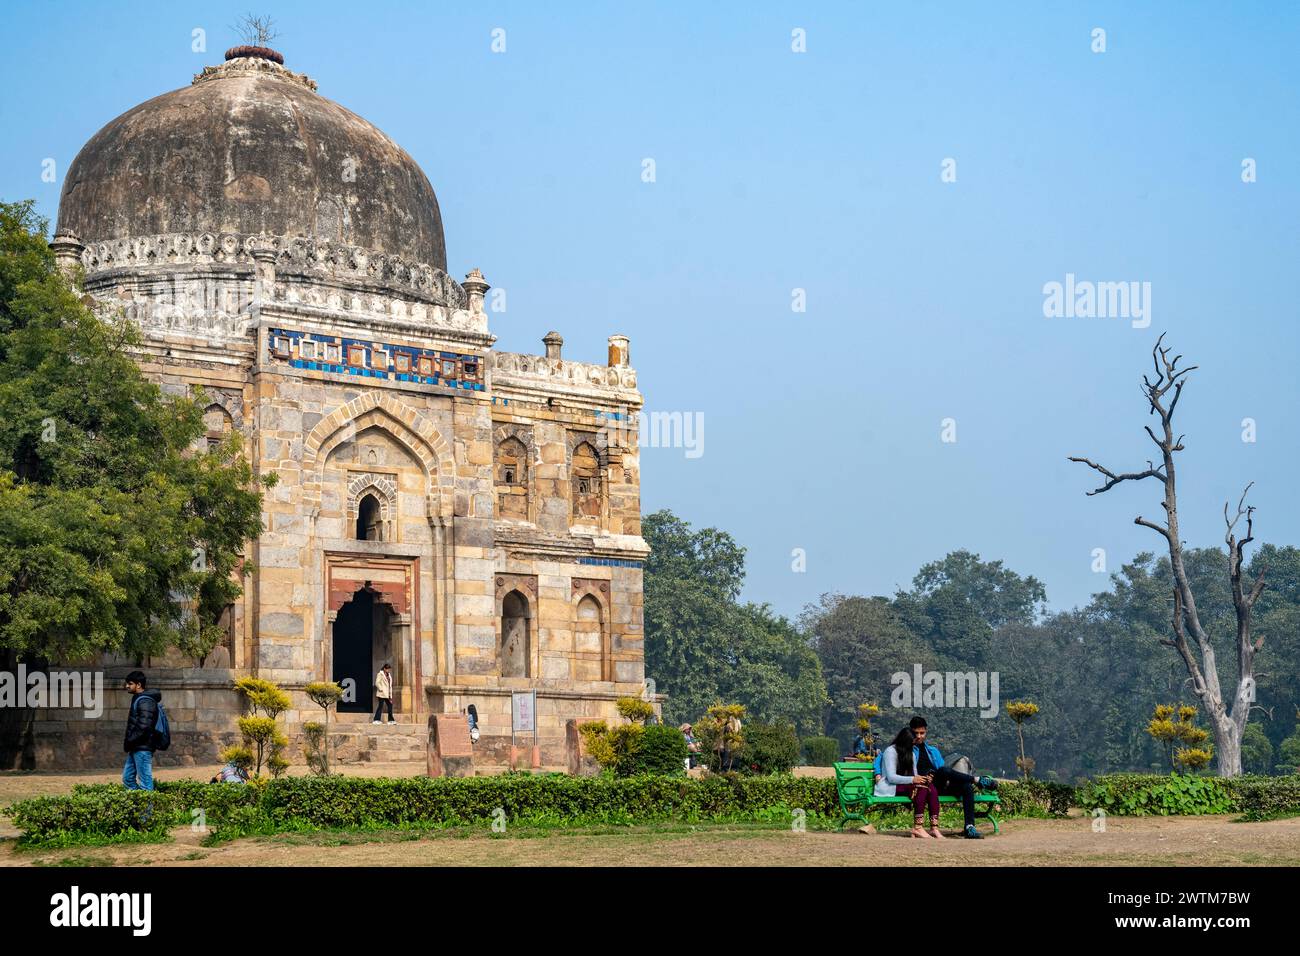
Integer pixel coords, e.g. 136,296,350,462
876,727,944,839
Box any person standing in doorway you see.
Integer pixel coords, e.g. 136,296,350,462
122,670,160,791
373,662,394,724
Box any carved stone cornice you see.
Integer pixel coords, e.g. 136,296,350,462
77,232,466,309
490,351,639,397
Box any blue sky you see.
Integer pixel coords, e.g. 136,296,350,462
2,2,1297,618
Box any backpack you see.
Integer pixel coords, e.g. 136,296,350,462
133,694,171,751
152,700,171,751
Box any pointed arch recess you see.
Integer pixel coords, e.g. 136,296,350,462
303,392,454,519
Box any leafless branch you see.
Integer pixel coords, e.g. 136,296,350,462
233,13,279,46
1135,516,1172,539
1066,456,1166,495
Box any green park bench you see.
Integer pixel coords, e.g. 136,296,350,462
834,761,1001,834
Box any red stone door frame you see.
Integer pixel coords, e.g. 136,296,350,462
323,553,420,716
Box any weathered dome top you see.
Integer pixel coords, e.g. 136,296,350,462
56,53,447,272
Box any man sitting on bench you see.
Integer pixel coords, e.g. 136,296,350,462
908,715,996,840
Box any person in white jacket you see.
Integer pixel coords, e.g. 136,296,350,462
875,727,943,838
372,662,394,724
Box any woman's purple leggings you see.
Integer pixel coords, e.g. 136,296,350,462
896,782,940,819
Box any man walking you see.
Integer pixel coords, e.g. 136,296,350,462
373,662,394,725
123,670,161,791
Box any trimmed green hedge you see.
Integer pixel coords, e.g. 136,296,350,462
260,773,837,828
991,779,1075,818
10,771,1299,848
1073,773,1300,818
1234,775,1300,821
7,774,838,847
6,781,261,847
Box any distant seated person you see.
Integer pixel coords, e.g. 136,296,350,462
210,761,249,785
852,732,871,757
680,723,701,768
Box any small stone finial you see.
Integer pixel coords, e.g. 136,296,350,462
49,231,85,277
608,334,630,368
543,331,564,360
463,268,489,316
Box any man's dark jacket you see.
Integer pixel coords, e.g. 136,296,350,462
124,689,162,753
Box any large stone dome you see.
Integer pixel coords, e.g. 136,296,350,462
56,53,447,271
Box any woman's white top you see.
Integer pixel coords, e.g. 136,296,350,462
874,745,916,797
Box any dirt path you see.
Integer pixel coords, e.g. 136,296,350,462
3,815,1297,867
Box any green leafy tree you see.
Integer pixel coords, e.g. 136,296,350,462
1240,723,1273,775
908,549,1047,629
0,199,271,666
801,593,930,750
642,510,826,731
1277,731,1300,771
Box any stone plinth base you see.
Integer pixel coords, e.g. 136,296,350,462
426,713,474,777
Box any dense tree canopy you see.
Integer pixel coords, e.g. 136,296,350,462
0,199,269,663
643,501,1300,778
642,510,826,733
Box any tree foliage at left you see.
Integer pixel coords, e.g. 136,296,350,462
0,199,270,662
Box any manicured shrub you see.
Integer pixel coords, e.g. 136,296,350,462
580,720,662,777
628,724,689,776
615,697,655,724
233,677,291,777
740,721,800,775
994,779,1074,817
695,703,745,772
802,736,840,767
305,681,344,775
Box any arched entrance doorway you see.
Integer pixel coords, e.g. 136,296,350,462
333,587,397,714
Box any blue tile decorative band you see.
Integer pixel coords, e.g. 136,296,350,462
268,328,485,391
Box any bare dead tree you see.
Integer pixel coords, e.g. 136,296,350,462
233,14,280,47
1069,334,1264,776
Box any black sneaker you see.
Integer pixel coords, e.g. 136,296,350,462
963,824,983,839
977,775,997,791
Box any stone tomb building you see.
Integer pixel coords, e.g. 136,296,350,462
20,48,649,769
